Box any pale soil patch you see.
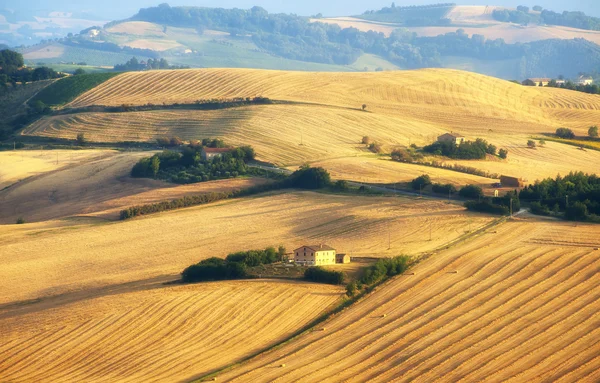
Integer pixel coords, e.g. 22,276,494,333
0,150,267,223
0,280,343,382
0,191,492,304
105,21,166,36
215,219,600,382
22,44,65,59
0,149,109,189
122,38,182,51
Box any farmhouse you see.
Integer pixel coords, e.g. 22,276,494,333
294,245,336,266
201,147,230,161
437,133,465,146
527,78,551,86
577,75,593,86
500,175,525,188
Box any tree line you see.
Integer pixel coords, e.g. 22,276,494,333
493,6,600,31
423,138,501,160
113,57,189,72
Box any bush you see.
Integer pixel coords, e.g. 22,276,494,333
499,148,508,159
527,140,536,148
432,183,457,195
459,185,483,199
565,201,589,221
556,127,575,139
16,217,25,224
368,143,382,153
76,132,86,146
589,126,599,138
346,281,358,297
304,267,345,285
181,258,248,282
411,174,431,190
333,180,350,191
362,136,371,145
288,166,331,189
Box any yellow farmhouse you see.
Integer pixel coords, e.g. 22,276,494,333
294,245,336,266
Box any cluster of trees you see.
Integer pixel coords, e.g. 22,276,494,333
181,246,286,283
347,256,412,296
360,3,455,26
131,144,256,184
304,267,345,285
520,172,600,222
555,127,576,139
493,7,600,31
464,190,520,216
113,57,189,72
0,50,64,87
130,4,600,77
423,138,498,160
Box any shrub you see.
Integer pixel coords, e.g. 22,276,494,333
362,136,371,145
589,126,599,138
156,137,170,146
411,174,431,190
499,148,508,159
459,185,483,199
527,140,536,148
346,281,358,297
16,217,25,224
368,143,382,153
538,139,546,147
432,183,457,195
181,258,248,282
556,127,575,139
333,180,350,191
565,201,589,221
304,267,345,285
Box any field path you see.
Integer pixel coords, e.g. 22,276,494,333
213,219,600,382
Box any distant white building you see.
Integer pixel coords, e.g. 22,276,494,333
437,133,465,146
577,76,594,86
201,147,230,161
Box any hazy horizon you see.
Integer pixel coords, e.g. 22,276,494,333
2,0,599,20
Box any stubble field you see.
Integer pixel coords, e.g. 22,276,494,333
0,280,343,383
214,219,600,382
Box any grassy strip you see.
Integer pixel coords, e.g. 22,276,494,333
536,136,600,152
29,72,120,107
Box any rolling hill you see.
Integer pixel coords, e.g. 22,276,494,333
21,68,600,183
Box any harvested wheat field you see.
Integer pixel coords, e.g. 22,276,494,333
0,149,267,223
0,149,108,189
0,280,343,382
309,156,497,186
0,191,492,305
214,219,600,382
105,21,166,36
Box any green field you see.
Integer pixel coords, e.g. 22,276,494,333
29,72,120,107
20,44,153,67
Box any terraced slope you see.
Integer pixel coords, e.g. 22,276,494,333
0,281,343,382
214,220,600,382
0,192,492,305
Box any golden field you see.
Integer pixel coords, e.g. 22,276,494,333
214,219,600,382
0,280,343,382
0,149,267,223
0,149,109,189
0,191,492,305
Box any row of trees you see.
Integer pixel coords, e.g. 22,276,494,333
423,138,499,160
360,3,455,26
555,127,598,139
304,267,345,285
493,7,600,31
113,57,189,72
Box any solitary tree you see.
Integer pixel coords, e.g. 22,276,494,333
589,126,599,138
499,148,508,159
362,104,367,111
527,140,536,148
76,132,87,146
539,139,546,147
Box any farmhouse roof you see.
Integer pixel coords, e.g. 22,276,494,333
439,132,464,139
295,244,336,252
202,147,231,153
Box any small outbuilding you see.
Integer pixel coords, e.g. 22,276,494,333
201,147,231,161
437,133,465,146
336,253,350,264
500,175,525,188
